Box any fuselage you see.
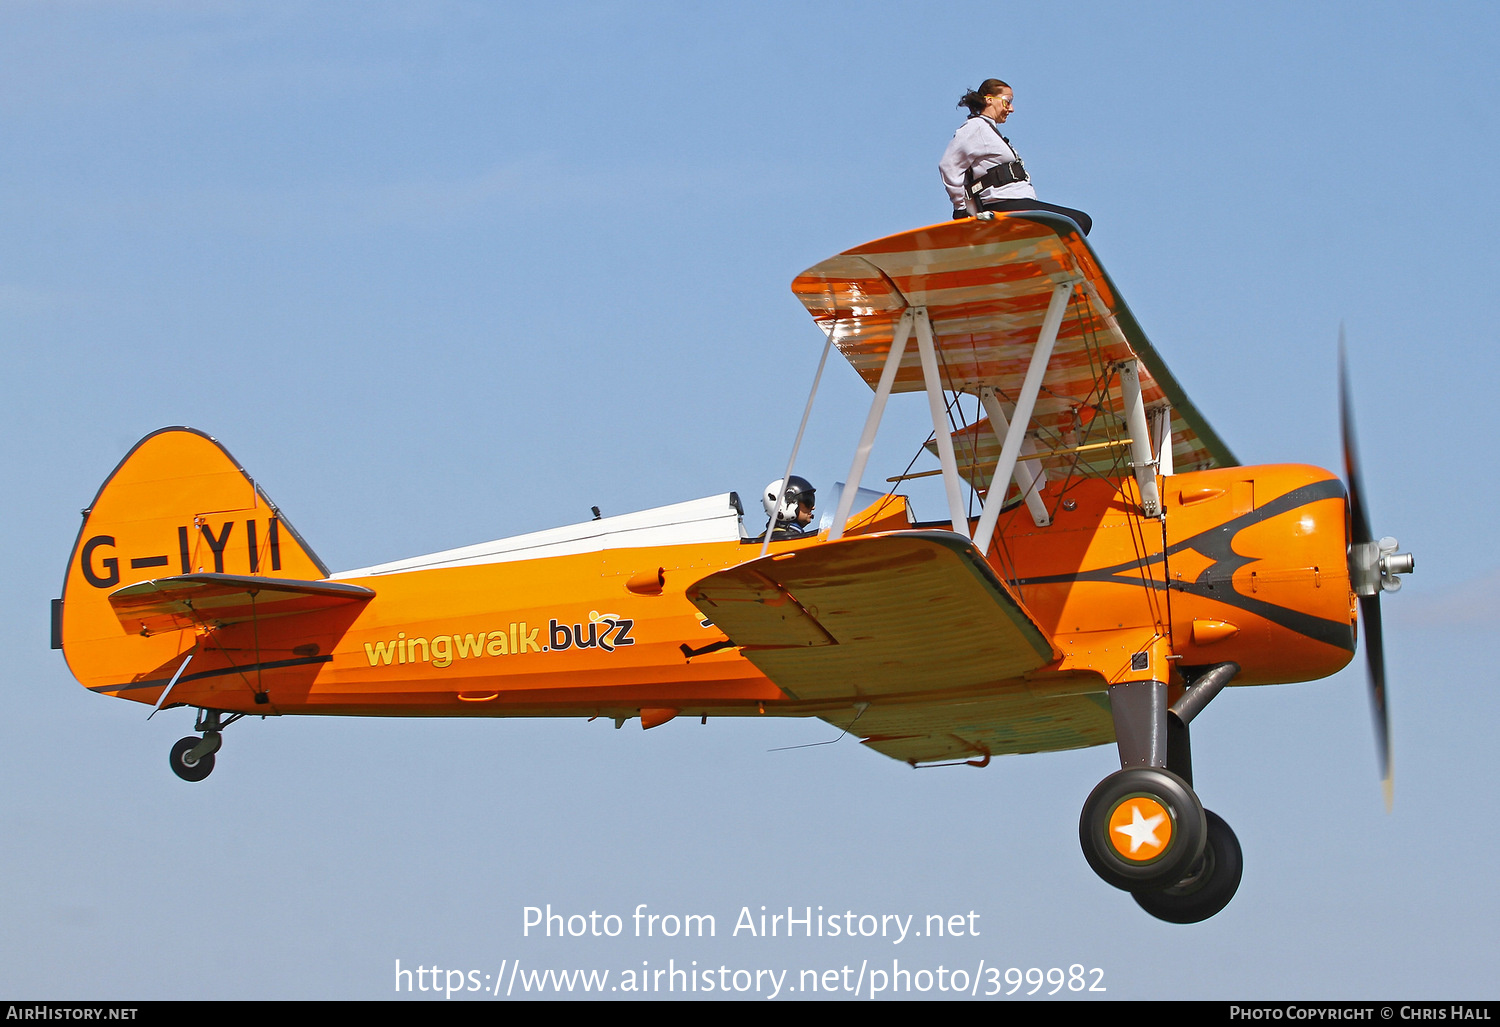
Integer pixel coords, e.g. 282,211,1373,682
69,463,1354,726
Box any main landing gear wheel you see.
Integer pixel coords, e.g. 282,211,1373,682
1079,767,1206,892
169,735,216,782
1133,809,1243,924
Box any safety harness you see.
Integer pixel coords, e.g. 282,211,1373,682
965,117,1029,196
968,159,1029,194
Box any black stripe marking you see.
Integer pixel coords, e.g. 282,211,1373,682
1017,479,1354,652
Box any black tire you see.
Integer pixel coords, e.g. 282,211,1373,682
1079,766,1206,891
1133,809,1243,924
169,736,215,782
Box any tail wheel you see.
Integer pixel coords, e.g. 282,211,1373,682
169,736,215,782
1133,809,1243,924
1079,767,1206,891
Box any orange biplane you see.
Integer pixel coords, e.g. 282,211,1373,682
53,214,1411,923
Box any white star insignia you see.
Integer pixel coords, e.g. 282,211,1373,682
1114,805,1167,854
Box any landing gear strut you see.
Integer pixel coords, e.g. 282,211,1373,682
1080,664,1243,922
168,709,242,783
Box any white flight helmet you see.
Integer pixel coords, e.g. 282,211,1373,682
762,475,816,525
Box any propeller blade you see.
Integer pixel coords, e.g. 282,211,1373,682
1359,593,1394,811
1341,329,1395,810
1339,327,1374,547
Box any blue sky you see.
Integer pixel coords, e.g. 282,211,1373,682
2,1,1497,1000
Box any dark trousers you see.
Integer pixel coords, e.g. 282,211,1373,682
978,198,1093,235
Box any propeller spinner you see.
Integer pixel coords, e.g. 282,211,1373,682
1339,330,1414,809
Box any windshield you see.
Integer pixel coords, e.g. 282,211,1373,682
814,483,890,535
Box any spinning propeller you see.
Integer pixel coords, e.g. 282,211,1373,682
1339,328,1414,810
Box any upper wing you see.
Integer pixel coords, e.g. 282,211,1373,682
791,214,1235,485
109,573,374,635
686,531,1056,703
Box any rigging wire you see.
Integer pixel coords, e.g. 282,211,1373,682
1071,284,1170,631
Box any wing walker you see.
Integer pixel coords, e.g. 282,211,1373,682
54,214,1412,923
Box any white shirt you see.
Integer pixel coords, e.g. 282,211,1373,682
939,115,1038,213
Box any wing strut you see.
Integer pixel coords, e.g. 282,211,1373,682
972,279,1077,555
1119,359,1163,517
1073,263,1172,500
977,390,1050,527
829,307,917,540
913,305,970,535
1150,403,1175,477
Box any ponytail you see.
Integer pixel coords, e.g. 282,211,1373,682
957,78,1010,115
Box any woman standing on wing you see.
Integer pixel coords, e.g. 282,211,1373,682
939,79,1093,234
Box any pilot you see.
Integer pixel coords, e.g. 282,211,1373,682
759,476,816,541
939,79,1093,235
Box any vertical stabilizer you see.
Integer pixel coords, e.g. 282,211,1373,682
57,428,326,701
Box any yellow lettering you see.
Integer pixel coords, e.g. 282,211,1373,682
363,639,399,666
363,617,591,666
455,632,487,659
520,621,541,653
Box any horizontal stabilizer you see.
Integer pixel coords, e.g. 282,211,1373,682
686,532,1055,702
109,574,374,635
